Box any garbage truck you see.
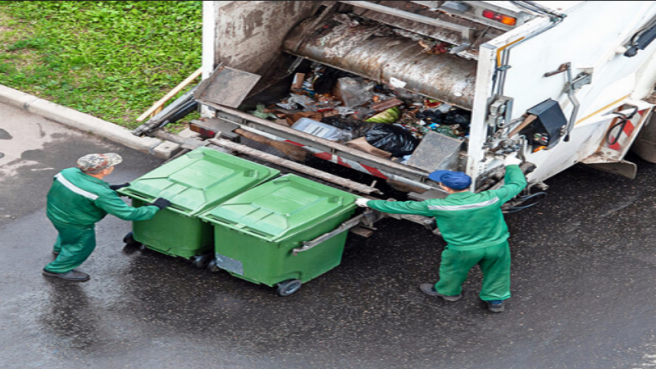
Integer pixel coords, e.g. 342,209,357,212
136,0,656,227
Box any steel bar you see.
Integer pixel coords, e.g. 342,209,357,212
339,1,475,43
209,138,382,195
293,214,365,255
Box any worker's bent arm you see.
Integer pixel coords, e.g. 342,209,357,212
494,164,528,204
367,200,433,217
95,192,159,221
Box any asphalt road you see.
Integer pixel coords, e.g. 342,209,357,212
1,102,656,369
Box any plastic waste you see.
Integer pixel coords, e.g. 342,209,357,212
364,123,419,157
288,94,316,110
353,107,376,121
292,118,352,142
251,104,278,120
366,107,401,123
335,77,375,108
336,106,357,116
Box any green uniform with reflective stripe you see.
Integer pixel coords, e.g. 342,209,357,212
368,165,527,301
45,168,159,273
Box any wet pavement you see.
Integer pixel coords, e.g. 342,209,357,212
2,101,656,369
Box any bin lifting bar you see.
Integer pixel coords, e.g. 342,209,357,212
293,214,366,255
338,1,475,45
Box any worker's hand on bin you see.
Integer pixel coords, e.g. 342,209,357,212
356,198,370,207
151,197,171,210
109,183,130,191
504,152,522,166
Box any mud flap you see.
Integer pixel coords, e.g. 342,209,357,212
583,160,637,179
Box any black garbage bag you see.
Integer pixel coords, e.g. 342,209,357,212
416,110,443,122
416,108,471,128
322,116,375,138
313,68,352,94
441,108,471,127
364,124,419,157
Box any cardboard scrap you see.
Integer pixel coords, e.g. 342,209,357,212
291,73,305,93
286,111,323,126
346,137,392,159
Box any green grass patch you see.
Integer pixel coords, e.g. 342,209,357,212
0,1,202,129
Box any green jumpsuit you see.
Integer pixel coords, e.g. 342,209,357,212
44,168,159,274
367,165,527,301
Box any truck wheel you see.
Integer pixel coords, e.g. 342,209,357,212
277,279,302,297
191,254,212,269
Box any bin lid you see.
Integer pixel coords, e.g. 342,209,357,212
200,174,357,241
119,147,279,214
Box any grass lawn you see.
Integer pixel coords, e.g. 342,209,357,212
0,1,202,129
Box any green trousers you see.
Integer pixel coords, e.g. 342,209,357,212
434,240,511,301
44,221,97,274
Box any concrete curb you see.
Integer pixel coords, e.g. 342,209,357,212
0,84,180,159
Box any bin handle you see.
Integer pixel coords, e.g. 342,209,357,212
123,191,154,203
124,191,191,216
292,213,364,255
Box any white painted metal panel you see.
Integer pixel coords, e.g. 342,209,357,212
471,2,656,183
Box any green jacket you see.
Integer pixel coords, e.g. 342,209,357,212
46,167,158,228
368,165,527,248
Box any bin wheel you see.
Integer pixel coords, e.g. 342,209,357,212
123,231,139,245
277,279,302,297
191,254,212,269
122,232,143,254
208,259,221,273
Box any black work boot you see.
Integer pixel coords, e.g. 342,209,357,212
42,268,90,282
419,283,462,302
484,300,505,313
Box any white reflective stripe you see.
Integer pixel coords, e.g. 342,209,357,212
428,197,499,211
55,173,98,200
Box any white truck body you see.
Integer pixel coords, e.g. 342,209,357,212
195,1,656,201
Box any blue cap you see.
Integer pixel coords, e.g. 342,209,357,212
428,170,472,190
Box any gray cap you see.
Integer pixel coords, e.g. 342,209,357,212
77,153,123,173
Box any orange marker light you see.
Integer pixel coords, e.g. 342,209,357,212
501,15,517,26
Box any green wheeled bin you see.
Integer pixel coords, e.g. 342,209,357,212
199,174,357,296
118,147,280,267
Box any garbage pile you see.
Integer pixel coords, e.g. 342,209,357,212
249,63,470,161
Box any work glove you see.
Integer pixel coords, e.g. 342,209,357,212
504,152,522,166
356,198,370,208
109,183,130,191
150,197,171,210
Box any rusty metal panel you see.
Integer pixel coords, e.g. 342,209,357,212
214,1,319,76
194,66,261,108
405,131,463,172
283,18,477,110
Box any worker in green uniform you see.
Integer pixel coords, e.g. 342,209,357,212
356,154,526,312
43,153,171,282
